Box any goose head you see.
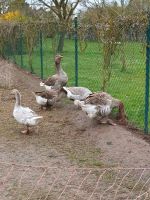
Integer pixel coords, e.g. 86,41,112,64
11,89,21,97
11,89,20,95
55,55,63,65
10,89,21,106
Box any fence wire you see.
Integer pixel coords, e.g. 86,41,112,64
1,162,150,200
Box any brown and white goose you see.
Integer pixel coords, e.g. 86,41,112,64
40,55,68,90
63,86,92,101
33,89,65,109
74,92,126,125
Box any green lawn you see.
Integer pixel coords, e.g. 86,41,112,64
8,38,148,130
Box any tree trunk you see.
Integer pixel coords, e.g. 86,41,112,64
101,43,113,91
57,32,65,54
121,44,127,72
29,53,33,73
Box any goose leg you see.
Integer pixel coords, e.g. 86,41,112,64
26,125,30,134
97,116,116,126
21,125,30,134
40,105,45,110
107,119,116,126
40,105,43,110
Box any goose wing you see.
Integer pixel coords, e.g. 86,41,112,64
85,92,112,105
13,106,39,124
20,106,38,118
66,87,92,96
20,106,43,125
34,90,58,100
63,87,92,100
44,74,59,86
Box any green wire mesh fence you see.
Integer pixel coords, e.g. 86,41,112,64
0,15,150,133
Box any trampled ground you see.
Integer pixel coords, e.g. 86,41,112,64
0,59,150,199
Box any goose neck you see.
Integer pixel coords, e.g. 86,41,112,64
15,92,21,107
55,63,64,75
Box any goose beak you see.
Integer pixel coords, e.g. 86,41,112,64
10,89,18,99
10,90,14,95
10,89,17,95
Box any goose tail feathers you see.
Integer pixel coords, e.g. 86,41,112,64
74,100,85,108
33,116,43,120
40,82,45,87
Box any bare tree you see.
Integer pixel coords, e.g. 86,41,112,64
36,0,82,53
121,0,124,7
128,0,150,10
0,0,9,14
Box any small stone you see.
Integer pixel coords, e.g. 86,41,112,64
106,141,112,145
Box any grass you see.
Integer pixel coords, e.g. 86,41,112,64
7,38,148,130
67,146,104,167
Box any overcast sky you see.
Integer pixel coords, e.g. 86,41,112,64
26,0,130,13
26,0,129,5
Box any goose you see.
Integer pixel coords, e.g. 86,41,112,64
63,86,92,101
40,55,68,90
11,89,43,134
32,89,64,109
85,92,126,123
74,100,112,118
74,99,114,125
74,92,126,125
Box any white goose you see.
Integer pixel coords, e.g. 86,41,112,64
11,89,43,134
63,86,92,101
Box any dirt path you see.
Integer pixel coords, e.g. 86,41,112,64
0,59,150,199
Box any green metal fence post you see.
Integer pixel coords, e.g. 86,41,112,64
20,30,23,67
74,16,78,86
39,31,44,79
144,16,150,134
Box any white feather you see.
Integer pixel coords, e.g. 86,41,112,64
81,104,98,118
74,100,85,107
40,82,44,87
63,87,80,100
99,105,112,116
13,105,43,126
32,92,47,106
40,82,52,91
